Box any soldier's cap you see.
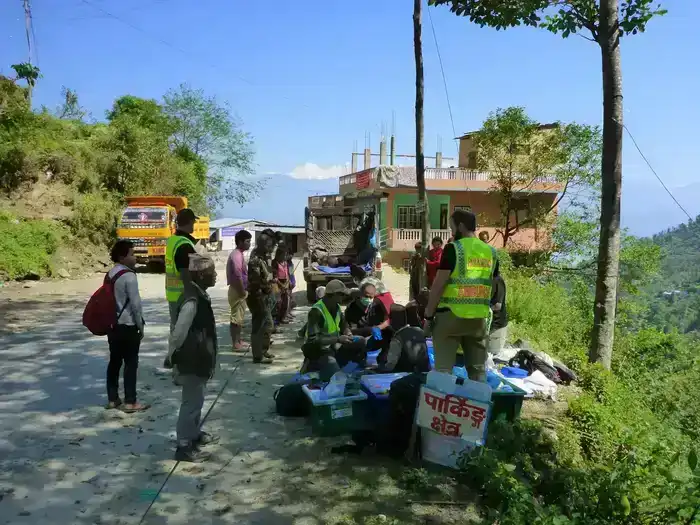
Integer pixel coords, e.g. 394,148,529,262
325,280,349,296
176,208,198,225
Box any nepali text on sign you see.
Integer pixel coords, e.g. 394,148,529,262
416,386,489,443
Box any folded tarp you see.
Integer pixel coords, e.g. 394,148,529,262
316,263,373,274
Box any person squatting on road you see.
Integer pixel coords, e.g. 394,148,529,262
106,240,149,413
424,209,499,382
344,281,376,337
227,229,251,350
246,231,276,364
168,254,219,463
301,279,366,380
377,303,431,374
164,208,199,368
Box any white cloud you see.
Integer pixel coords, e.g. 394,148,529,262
289,162,349,180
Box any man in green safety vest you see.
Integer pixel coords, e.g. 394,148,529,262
424,209,499,382
301,279,365,381
164,208,199,368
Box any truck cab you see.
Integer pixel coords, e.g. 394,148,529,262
116,196,210,268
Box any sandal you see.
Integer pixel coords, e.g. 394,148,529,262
105,400,122,410
121,402,150,413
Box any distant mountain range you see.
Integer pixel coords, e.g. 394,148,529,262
219,174,337,226
623,179,700,237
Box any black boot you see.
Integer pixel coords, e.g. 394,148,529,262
175,445,211,463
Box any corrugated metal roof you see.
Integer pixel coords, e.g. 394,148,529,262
270,226,305,234
209,218,260,229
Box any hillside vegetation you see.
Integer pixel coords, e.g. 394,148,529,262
448,253,700,524
0,73,256,280
635,217,700,333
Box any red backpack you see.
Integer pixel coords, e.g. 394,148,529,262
83,269,133,336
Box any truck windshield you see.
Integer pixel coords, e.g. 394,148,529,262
120,207,168,227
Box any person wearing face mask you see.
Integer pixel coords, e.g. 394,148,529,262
424,209,499,382
344,282,376,337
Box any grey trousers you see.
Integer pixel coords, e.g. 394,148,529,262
176,374,207,447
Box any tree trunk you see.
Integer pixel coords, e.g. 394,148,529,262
414,0,429,289
589,0,623,369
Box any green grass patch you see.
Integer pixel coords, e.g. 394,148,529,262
0,211,65,280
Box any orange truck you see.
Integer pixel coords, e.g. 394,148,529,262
116,196,210,267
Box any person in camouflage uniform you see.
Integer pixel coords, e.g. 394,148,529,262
246,231,276,364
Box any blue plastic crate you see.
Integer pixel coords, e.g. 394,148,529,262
360,373,409,425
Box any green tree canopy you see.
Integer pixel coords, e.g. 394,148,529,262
163,83,259,209
473,107,601,248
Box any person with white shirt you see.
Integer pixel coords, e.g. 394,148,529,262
106,240,148,412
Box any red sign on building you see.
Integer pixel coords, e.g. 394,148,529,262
356,170,371,189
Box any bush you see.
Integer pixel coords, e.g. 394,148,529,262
69,192,120,246
460,416,698,524
0,212,63,279
0,142,39,193
506,271,589,370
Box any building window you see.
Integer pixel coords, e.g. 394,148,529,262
509,199,530,228
397,205,420,229
440,203,448,229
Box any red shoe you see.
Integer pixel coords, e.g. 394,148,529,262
234,341,243,350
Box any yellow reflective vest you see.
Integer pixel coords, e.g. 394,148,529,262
438,237,497,319
165,234,195,303
305,299,342,341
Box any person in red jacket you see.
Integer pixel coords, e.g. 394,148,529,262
426,236,444,288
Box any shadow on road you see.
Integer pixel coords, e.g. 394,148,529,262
0,274,477,525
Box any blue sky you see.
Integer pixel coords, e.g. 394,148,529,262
1,0,698,235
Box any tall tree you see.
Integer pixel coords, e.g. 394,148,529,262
56,87,88,121
429,0,666,369
163,84,259,210
414,0,429,292
473,107,601,249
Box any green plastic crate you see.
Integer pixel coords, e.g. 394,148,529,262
302,385,370,437
490,378,528,422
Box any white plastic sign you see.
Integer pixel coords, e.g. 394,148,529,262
416,386,489,444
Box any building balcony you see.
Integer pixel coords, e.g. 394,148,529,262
339,166,562,195
386,226,550,253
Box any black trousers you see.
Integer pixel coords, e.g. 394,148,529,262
107,324,141,404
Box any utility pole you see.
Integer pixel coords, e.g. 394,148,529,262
22,0,35,106
23,0,33,65
413,0,429,293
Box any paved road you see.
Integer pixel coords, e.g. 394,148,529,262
0,263,424,525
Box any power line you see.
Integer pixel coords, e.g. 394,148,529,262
622,122,693,221
79,0,309,105
425,1,457,143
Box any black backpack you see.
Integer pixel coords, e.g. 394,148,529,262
274,383,309,418
509,349,561,384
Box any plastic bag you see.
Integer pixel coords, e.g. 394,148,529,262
323,371,348,398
